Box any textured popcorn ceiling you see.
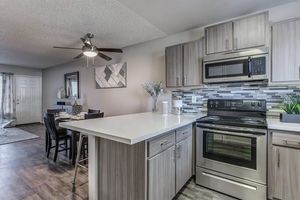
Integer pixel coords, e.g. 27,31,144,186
0,0,297,68
0,0,166,68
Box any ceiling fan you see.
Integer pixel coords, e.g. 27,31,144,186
53,33,123,61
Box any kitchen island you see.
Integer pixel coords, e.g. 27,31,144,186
60,112,202,200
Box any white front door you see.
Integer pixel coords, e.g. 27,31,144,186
15,76,42,125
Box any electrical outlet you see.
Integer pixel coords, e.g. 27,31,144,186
192,96,197,103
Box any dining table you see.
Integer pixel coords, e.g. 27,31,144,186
55,112,87,165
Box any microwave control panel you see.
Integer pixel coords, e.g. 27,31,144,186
251,57,266,75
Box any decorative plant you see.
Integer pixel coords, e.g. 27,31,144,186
282,95,300,114
142,81,164,112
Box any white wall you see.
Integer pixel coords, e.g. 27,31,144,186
42,1,300,116
268,1,300,22
0,64,42,76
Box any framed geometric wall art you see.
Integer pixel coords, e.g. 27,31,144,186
95,62,127,89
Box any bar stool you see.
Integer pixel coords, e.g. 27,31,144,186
72,112,104,190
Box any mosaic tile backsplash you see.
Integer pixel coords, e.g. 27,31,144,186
172,84,300,116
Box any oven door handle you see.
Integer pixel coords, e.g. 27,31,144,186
200,128,261,138
197,123,266,134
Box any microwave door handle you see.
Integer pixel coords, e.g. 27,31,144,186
248,57,252,78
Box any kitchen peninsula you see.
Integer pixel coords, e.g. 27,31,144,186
60,112,202,200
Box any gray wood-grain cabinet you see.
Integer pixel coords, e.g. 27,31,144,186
166,39,204,87
148,146,176,200
147,125,193,200
271,18,300,83
165,44,183,87
270,131,300,200
175,135,193,193
183,39,204,86
205,12,268,55
233,13,267,50
206,22,233,54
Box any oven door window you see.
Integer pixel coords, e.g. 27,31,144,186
205,59,249,79
203,131,257,169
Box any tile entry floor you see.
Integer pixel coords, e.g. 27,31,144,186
0,123,236,200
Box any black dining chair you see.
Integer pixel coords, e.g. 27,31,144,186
44,113,72,162
72,112,104,189
87,109,101,114
44,109,65,153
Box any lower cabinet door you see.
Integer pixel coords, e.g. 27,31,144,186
148,146,176,200
176,136,193,193
272,146,300,200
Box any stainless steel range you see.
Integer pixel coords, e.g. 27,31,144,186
196,99,267,200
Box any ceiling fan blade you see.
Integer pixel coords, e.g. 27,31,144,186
73,53,84,59
53,46,82,50
97,48,123,53
98,52,112,61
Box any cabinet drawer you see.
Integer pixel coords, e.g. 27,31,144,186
176,124,192,142
272,131,300,149
148,131,175,157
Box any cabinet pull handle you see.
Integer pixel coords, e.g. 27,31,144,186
284,140,300,147
225,39,229,50
176,77,179,86
160,140,169,148
234,38,238,49
277,148,280,168
173,148,176,162
176,145,181,159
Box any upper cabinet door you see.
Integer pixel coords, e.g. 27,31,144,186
233,13,268,50
272,19,300,83
183,39,204,86
166,45,183,87
206,22,233,54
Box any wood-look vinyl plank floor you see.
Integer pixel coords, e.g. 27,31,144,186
0,123,235,200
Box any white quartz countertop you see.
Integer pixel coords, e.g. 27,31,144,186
267,118,300,132
59,112,204,145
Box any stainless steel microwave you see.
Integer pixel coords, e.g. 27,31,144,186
203,53,268,84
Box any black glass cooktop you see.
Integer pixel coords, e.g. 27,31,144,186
197,115,267,129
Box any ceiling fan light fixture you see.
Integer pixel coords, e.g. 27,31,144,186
53,33,122,61
83,50,98,57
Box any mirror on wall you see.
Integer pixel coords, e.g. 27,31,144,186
64,71,79,99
